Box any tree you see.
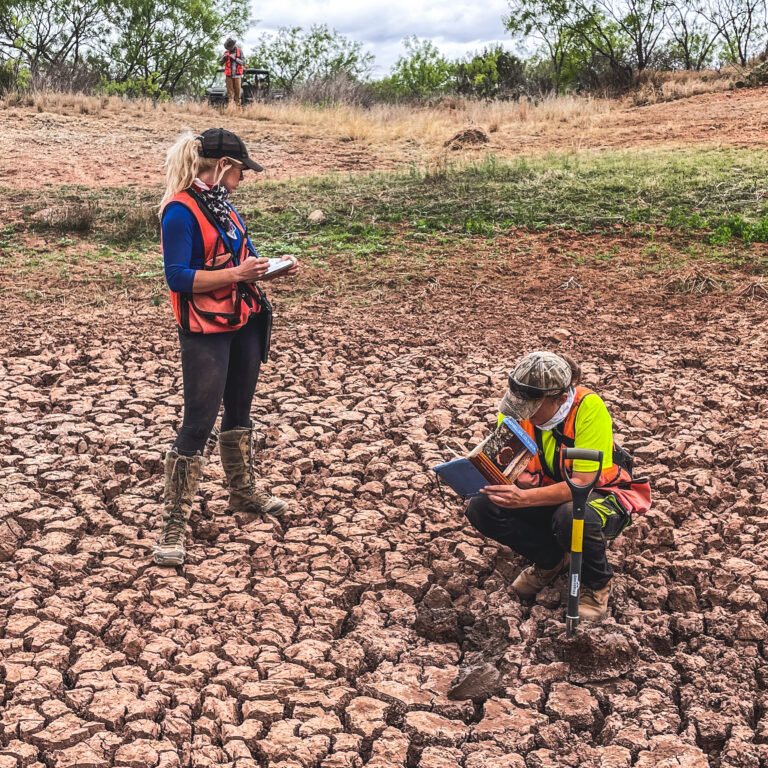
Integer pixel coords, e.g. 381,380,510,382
249,25,373,94
505,0,591,91
0,0,109,76
572,0,669,72
387,36,454,98
107,0,250,96
702,0,767,64
455,46,525,98
664,1,721,69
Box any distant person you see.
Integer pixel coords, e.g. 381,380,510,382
153,127,299,567
465,351,649,621
221,38,245,108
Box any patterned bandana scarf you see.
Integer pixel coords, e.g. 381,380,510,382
192,178,237,239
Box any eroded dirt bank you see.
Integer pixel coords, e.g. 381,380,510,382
1,266,767,767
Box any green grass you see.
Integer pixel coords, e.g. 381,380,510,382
4,146,768,291
9,147,768,244
237,147,768,241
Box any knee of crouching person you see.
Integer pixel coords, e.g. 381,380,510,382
465,494,493,533
552,504,574,549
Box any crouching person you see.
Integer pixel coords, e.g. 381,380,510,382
466,351,647,621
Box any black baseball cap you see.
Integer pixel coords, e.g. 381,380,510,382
197,128,263,172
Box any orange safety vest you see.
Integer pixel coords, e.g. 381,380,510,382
224,47,244,77
520,386,651,515
162,189,260,334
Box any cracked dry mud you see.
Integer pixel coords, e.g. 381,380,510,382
1,272,768,768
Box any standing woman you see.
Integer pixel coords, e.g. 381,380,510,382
154,127,299,567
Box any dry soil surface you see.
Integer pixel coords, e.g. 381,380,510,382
3,86,768,189
2,251,768,767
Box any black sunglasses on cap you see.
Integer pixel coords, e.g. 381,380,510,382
507,373,566,400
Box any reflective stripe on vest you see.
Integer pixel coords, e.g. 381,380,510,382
162,190,256,334
519,386,629,489
224,47,243,77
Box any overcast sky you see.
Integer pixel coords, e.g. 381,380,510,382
240,0,522,76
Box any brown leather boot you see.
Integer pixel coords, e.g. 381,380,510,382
218,427,287,516
153,451,204,566
579,578,613,621
512,553,569,599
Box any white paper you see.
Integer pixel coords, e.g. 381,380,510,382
264,257,294,276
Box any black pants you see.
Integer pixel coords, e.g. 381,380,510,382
465,493,617,589
173,312,265,456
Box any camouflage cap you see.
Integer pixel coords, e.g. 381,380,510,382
499,350,572,421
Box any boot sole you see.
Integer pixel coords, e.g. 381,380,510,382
228,499,288,516
153,547,185,566
264,499,288,516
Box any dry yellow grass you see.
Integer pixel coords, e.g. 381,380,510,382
1,68,748,189
2,68,734,146
0,87,621,137
629,67,736,105
2,87,618,157
239,94,615,142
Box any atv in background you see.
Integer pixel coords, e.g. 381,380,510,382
205,68,271,107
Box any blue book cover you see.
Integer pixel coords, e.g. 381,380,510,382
432,417,537,500
433,458,488,499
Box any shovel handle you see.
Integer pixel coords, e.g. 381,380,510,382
561,448,603,463
562,447,602,638
560,447,603,497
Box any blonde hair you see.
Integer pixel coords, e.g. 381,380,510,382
158,131,239,215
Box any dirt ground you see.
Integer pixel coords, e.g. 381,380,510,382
3,87,768,768
2,86,767,189
2,238,768,768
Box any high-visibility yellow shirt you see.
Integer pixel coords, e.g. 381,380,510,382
498,393,613,474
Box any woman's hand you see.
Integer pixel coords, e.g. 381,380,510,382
480,484,531,509
236,256,270,282
281,256,300,277
262,256,300,281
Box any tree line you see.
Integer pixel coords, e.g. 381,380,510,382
0,0,766,100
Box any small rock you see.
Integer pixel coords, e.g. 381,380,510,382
448,663,501,702
548,328,572,343
308,209,326,224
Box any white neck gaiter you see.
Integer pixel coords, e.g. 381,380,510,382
537,387,576,432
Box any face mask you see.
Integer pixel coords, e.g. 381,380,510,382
537,387,575,431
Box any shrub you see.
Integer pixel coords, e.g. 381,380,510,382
99,75,169,100
291,72,373,106
0,59,31,93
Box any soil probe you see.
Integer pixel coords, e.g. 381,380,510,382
560,447,603,637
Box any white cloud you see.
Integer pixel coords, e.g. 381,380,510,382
239,0,518,74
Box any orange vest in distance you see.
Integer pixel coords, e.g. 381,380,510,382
224,47,244,77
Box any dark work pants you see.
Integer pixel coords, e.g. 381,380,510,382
465,493,615,589
173,312,265,456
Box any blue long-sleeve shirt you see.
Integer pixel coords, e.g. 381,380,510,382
162,201,257,293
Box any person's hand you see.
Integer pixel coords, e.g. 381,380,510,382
516,470,541,489
262,256,300,281
236,256,270,282
480,484,531,509
280,255,300,277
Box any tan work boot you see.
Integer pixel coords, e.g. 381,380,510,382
218,427,287,516
579,578,613,621
153,451,204,566
512,553,569,599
